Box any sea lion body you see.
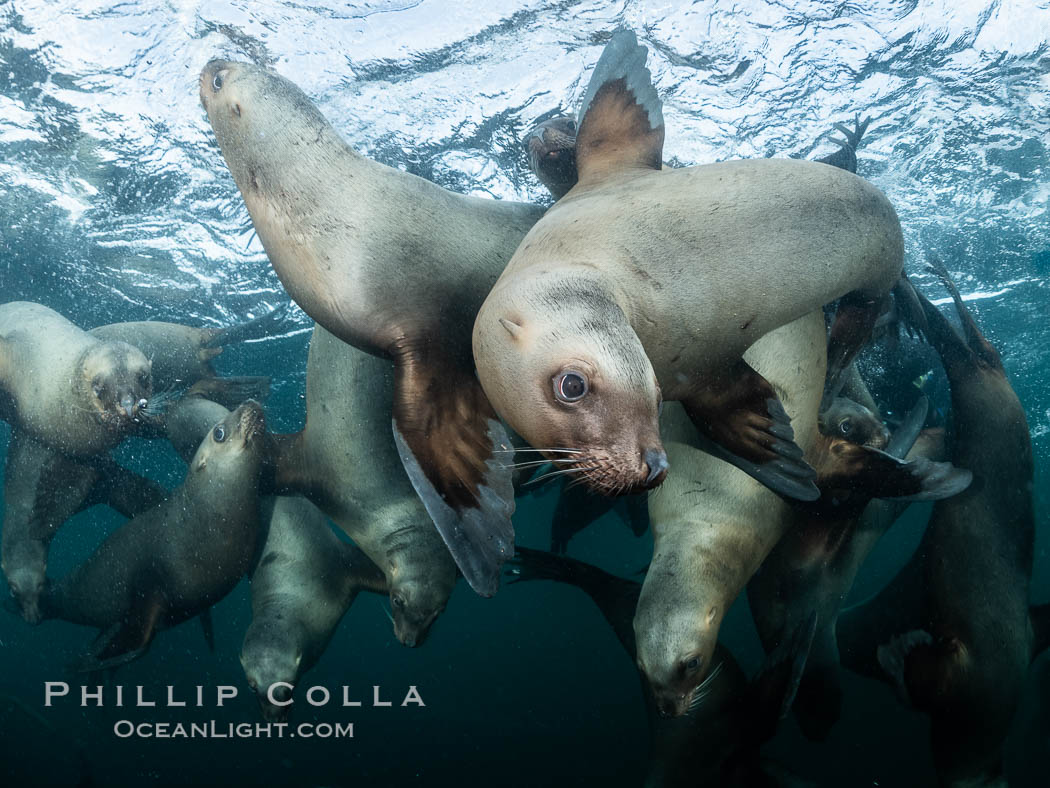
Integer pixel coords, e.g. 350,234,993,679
1,430,168,623
0,302,152,456
272,326,458,647
41,402,266,668
838,266,1034,786
200,60,545,596
474,33,902,501
635,309,825,718
241,495,386,720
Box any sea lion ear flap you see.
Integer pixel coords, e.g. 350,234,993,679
499,318,523,340
575,29,665,186
389,349,516,598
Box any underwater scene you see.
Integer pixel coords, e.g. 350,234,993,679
1,1,1048,786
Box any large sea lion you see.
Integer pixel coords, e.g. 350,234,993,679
200,60,545,596
1,430,168,623
507,547,812,787
39,401,266,669
266,326,458,647
241,495,387,721
88,307,286,406
473,31,904,502
0,301,154,456
635,310,825,718
838,261,1036,786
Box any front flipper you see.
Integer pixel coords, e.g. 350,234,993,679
71,596,165,672
750,611,818,741
682,358,819,501
820,440,971,502
390,346,515,598
91,458,169,518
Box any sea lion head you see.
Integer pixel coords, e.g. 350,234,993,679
200,59,335,201
2,542,47,625
79,341,152,430
241,625,302,723
189,400,267,480
818,397,889,448
474,277,667,496
383,521,457,648
526,115,578,200
635,592,723,719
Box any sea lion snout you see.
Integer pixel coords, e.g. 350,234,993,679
643,448,669,487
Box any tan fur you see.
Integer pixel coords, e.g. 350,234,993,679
634,310,825,717
0,302,151,456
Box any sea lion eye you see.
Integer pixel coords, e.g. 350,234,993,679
839,419,853,436
213,424,227,443
684,656,701,672
554,371,588,403
566,119,577,132
392,595,406,609
212,70,225,91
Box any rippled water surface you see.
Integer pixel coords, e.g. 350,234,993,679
1,1,1049,786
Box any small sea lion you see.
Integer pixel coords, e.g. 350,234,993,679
634,310,825,718
1,430,168,624
241,496,387,721
474,31,904,502
39,401,266,670
0,301,153,456
506,547,813,787
89,308,286,406
200,59,546,596
838,261,1035,786
817,395,890,449
268,326,458,647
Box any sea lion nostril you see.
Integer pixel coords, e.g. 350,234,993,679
643,448,669,485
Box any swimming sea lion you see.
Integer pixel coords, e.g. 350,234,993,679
838,261,1035,786
1,430,168,624
817,395,890,449
39,401,266,670
89,307,286,406
474,31,904,502
241,495,387,721
507,547,812,787
200,60,545,596
267,326,458,647
635,310,825,718
0,301,154,456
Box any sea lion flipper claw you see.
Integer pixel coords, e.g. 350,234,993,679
390,354,515,598
682,361,819,501
575,29,664,184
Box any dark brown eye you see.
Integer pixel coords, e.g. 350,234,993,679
839,419,853,436
212,71,225,91
554,371,588,402
685,656,701,672
392,596,406,609
213,424,227,443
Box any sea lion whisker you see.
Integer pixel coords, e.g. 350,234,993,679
524,466,597,489
492,447,583,455
500,458,577,470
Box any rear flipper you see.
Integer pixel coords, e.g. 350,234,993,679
876,629,934,707
749,611,818,742
203,303,292,348
814,114,871,174
683,358,818,501
70,596,165,673
186,376,271,409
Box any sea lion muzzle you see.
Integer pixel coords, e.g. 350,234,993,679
643,448,669,486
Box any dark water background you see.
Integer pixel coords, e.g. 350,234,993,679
1,1,1049,785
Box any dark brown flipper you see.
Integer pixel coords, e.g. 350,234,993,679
814,115,871,174
575,30,664,186
681,358,819,501
926,256,1004,371
390,346,515,598
203,302,292,348
72,595,166,672
824,291,890,408
819,441,971,503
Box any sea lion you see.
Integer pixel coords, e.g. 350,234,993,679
838,261,1035,786
88,307,286,406
39,401,266,669
817,395,890,449
267,326,458,647
525,112,871,199
241,496,387,721
506,547,813,787
1,430,168,624
474,31,904,502
200,59,546,596
635,310,825,718
0,301,154,456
